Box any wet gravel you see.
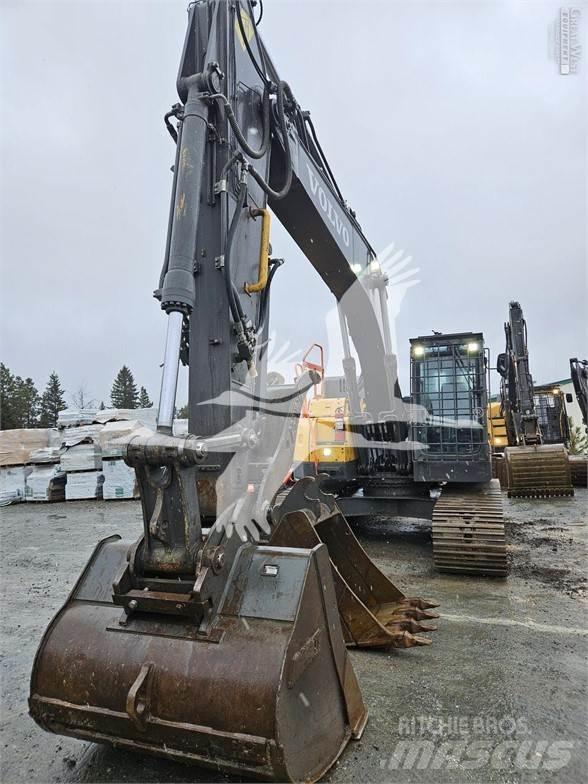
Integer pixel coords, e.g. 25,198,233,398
1,490,586,784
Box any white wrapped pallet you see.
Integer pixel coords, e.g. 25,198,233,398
0,489,23,506
60,443,102,472
174,419,188,436
61,424,104,448
102,459,137,500
0,428,60,467
0,465,32,505
95,408,158,429
58,409,98,428
29,446,63,464
65,471,104,501
25,466,66,502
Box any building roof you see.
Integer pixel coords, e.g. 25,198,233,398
537,378,572,387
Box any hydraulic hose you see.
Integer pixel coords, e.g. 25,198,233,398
224,179,248,324
210,84,270,160
303,114,344,203
258,258,283,331
246,80,293,200
236,0,270,86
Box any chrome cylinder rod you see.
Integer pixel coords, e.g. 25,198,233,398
337,303,352,359
157,310,184,433
377,284,394,356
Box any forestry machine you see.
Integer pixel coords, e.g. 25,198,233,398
29,3,439,782
497,301,573,497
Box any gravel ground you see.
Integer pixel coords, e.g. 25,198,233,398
1,490,586,784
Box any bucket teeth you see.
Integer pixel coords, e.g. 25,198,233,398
393,632,433,648
404,596,440,610
271,478,439,650
390,606,439,622
385,618,438,634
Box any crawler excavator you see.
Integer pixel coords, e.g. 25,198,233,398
569,357,588,486
293,330,508,576
29,3,438,782
497,301,573,498
570,358,588,428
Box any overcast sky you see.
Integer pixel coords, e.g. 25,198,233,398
1,0,586,409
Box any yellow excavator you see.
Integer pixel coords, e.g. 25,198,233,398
495,301,573,498
29,3,438,782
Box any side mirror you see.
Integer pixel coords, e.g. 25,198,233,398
566,393,573,403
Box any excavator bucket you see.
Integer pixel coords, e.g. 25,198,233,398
503,444,574,498
29,536,367,781
30,534,367,783
271,478,439,648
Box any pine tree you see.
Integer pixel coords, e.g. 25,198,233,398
1,366,42,428
138,386,153,408
177,404,189,419
12,376,41,428
568,418,588,455
39,372,67,427
110,366,139,409
99,401,106,410
0,364,17,429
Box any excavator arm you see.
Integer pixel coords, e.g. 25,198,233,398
157,0,402,441
570,358,588,428
497,300,541,446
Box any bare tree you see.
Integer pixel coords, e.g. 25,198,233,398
70,383,96,410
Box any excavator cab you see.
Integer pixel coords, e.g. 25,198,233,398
533,384,570,446
410,332,492,483
408,332,507,576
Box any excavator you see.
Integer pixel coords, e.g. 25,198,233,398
570,358,588,428
489,370,587,488
496,301,573,498
293,330,508,577
29,2,439,782
569,357,588,486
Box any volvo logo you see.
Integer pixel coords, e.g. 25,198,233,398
307,163,350,248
